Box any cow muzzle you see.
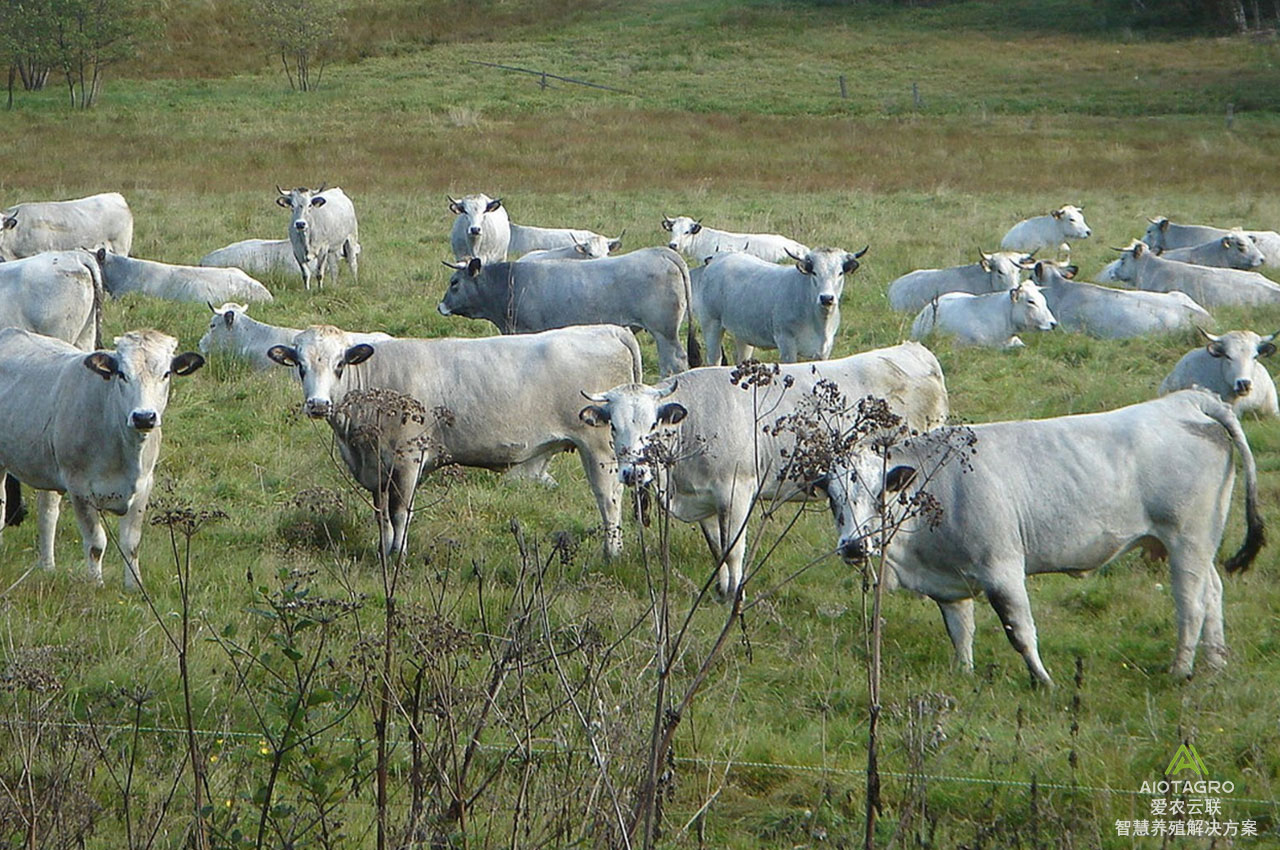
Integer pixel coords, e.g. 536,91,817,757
619,464,652,487
294,220,308,232
667,242,678,251
304,398,332,419
838,536,868,563
1235,378,1253,397
131,410,158,431
468,226,482,237
819,294,836,309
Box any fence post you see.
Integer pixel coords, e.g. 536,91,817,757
1226,102,1235,130
540,70,547,90
912,81,922,110
839,74,847,99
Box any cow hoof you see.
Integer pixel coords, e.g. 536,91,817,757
1203,645,1229,672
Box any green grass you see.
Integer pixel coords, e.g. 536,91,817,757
3,1,1280,847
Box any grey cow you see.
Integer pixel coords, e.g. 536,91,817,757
887,251,1032,313
910,280,1057,349
1160,329,1279,418
827,389,1263,686
98,250,273,305
439,247,698,376
198,302,389,371
1112,241,1280,307
692,246,866,363
0,251,103,350
1096,232,1265,282
199,238,300,280
448,194,510,263
267,324,643,560
0,192,133,260
578,342,949,600
1032,260,1212,339
1144,216,1280,263
277,186,361,289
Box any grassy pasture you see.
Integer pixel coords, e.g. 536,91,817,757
3,1,1280,846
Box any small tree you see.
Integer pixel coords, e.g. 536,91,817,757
0,0,57,108
47,0,158,108
250,0,346,92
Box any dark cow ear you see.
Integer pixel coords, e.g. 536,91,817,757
1063,264,1078,279
343,343,375,366
448,198,463,215
485,197,503,213
1033,261,1045,278
1258,342,1277,358
660,216,674,232
1159,219,1170,232
96,247,107,265
842,252,862,274
608,237,623,252
578,405,610,427
84,352,117,381
266,345,299,368
275,195,292,208
466,256,482,277
1051,209,1064,219
310,195,326,207
657,402,687,425
1206,342,1225,358
1,215,15,230
171,352,205,376
884,465,917,493
689,221,702,234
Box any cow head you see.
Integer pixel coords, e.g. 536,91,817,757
787,246,866,310
578,381,686,486
83,330,204,434
1050,205,1091,240
1223,231,1266,268
572,233,619,259
277,185,329,240
0,213,17,260
267,325,375,419
826,451,917,564
1143,217,1172,251
1029,260,1077,287
662,216,703,254
1008,281,1057,333
438,257,487,317
1199,328,1279,400
198,302,251,355
449,194,506,252
979,250,1031,290
1111,240,1149,283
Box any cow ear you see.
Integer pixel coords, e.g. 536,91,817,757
660,216,674,232
466,256,482,277
275,195,291,209
310,195,326,207
171,352,205,376
1032,260,1045,278
578,405,610,427
1258,342,1277,358
884,465,917,493
1160,219,1170,232
1222,236,1232,249
842,254,861,274
574,243,589,256
608,237,623,252
1,215,15,230
1051,209,1064,219
343,343,375,366
266,345,299,368
448,198,463,215
689,222,702,234
95,247,107,265
223,310,235,328
84,352,118,381
485,197,503,213
1063,264,1078,279
1010,287,1022,303
1206,341,1225,358
1133,242,1147,257
657,402,687,425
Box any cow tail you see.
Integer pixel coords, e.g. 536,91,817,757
87,249,106,350
1201,394,1265,573
678,253,702,367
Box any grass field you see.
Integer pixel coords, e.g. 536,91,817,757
2,1,1280,847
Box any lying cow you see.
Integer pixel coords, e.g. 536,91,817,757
999,205,1092,257
578,342,949,599
197,302,389,370
1031,260,1212,339
1145,216,1280,263
0,328,204,589
887,250,1032,313
98,249,273,304
0,192,133,260
440,247,698,376
277,185,361,289
268,324,642,559
827,389,1263,685
516,233,622,262
660,215,809,264
1095,232,1265,282
199,238,300,280
1111,240,1280,307
1160,329,1279,418
910,280,1056,348
692,246,866,363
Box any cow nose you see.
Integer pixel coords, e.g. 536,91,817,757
1047,320,1058,330
304,398,331,418
838,537,867,562
294,220,307,231
819,294,836,308
131,410,158,430
1084,229,1092,237
668,242,678,250
1236,379,1253,396
469,226,482,236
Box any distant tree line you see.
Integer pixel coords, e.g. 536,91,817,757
876,0,1280,34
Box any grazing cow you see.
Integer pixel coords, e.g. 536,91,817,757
0,328,204,589
1032,260,1212,339
440,247,699,376
578,342,949,599
448,193,510,263
97,249,273,304
827,389,1263,685
1096,232,1265,282
910,280,1057,349
516,233,622,262
1160,329,1279,418
692,246,866,364
1112,241,1280,307
267,324,642,559
660,215,810,264
1144,216,1280,263
276,186,361,289
887,251,1032,313
197,302,389,370
1000,205,1092,256
0,192,133,260
199,238,300,279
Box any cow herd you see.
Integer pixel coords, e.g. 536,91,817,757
0,187,1277,686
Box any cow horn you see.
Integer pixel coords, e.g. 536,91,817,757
784,247,805,263
1196,326,1220,343
276,185,290,196
653,380,678,398
1265,330,1280,343
447,194,460,205
580,389,608,403
853,245,869,259
206,301,217,312
316,181,328,194
441,259,467,270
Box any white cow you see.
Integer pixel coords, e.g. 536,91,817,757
0,192,133,260
199,238,300,280
1112,241,1280,307
692,246,866,363
660,215,810,264
0,250,103,350
910,280,1057,348
1144,216,1280,263
827,389,1263,685
0,328,204,589
198,302,390,371
276,186,361,289
1160,329,1279,418
448,194,510,263
516,233,622,262
887,251,1032,313
578,342,949,599
268,324,642,559
508,221,607,257
1031,260,1212,339
98,250,273,304
1000,205,1092,257
1095,232,1265,282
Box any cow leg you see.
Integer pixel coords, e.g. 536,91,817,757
344,238,360,283
733,340,755,364
4,474,25,529
937,598,975,672
578,447,624,559
698,504,748,602
117,490,152,592
701,319,725,368
68,495,107,587
298,259,312,291
1198,567,1227,671
653,333,688,377
985,578,1052,687
1168,552,1213,679
371,487,395,561
386,462,420,561
776,337,799,364
35,492,61,572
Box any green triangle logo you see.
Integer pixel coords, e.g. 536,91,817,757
1165,743,1208,777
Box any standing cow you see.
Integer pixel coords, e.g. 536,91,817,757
439,247,699,376
268,324,642,560
1000,205,1092,257
660,215,809,264
449,194,510,263
826,389,1263,685
0,192,133,260
0,328,204,590
1160,329,1279,418
277,186,361,289
692,246,866,363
